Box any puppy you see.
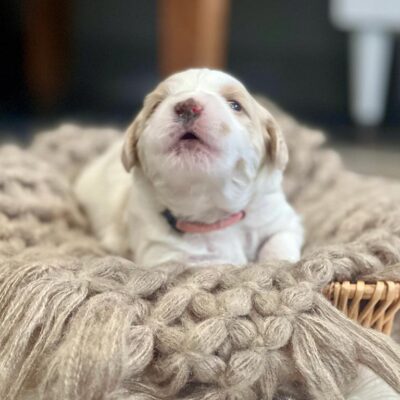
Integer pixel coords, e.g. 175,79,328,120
74,69,303,267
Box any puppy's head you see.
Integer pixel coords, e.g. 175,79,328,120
122,69,288,182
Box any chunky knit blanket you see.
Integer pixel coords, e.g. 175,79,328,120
1,102,400,400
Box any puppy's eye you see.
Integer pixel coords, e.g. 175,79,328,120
228,100,242,112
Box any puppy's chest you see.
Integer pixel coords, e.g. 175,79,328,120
181,225,260,264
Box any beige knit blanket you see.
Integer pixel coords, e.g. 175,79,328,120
1,102,400,400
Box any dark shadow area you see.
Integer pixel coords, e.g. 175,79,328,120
1,0,399,144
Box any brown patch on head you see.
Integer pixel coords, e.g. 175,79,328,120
219,122,230,136
142,81,169,119
220,84,250,114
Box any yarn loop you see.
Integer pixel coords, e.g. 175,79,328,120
0,108,399,399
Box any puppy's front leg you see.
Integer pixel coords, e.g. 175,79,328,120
257,231,302,263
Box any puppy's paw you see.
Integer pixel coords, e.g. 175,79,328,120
101,230,126,254
258,246,300,263
257,232,302,263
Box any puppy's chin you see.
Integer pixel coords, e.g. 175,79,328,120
167,131,217,167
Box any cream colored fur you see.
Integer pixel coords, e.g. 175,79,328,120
74,69,303,267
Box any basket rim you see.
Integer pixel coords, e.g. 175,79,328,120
323,280,400,301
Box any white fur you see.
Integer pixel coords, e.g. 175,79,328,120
74,69,303,267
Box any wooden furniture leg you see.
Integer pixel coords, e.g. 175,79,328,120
23,0,71,109
158,0,230,77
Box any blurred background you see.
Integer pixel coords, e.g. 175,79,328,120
1,0,399,177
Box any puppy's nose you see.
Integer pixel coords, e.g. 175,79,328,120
174,98,203,123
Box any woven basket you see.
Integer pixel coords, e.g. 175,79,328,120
323,281,400,335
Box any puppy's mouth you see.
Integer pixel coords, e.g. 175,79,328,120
168,130,215,157
179,131,201,142
178,130,205,145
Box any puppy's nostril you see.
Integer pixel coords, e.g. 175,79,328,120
174,98,203,121
190,104,203,115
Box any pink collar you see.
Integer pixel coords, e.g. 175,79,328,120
162,209,246,234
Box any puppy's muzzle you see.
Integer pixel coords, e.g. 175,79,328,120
174,98,203,124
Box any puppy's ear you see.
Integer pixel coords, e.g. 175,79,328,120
121,113,142,172
122,83,167,172
257,103,288,170
265,116,288,170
